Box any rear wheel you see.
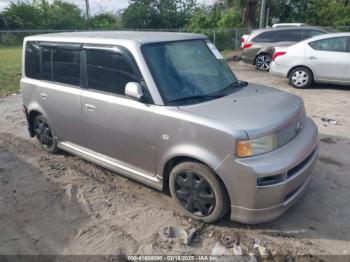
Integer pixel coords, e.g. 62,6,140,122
255,54,271,71
289,67,313,89
33,115,58,153
169,162,229,223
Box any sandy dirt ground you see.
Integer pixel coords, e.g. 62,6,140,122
0,61,349,258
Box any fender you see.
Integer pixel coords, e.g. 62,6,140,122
255,46,275,64
157,143,225,178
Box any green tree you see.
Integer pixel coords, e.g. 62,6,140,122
42,0,84,29
217,8,243,28
0,0,85,30
122,0,196,29
265,0,350,27
90,13,121,29
1,2,43,29
187,6,222,29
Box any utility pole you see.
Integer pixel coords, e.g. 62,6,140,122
85,0,91,29
259,0,267,28
265,8,270,27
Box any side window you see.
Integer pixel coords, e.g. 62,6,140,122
52,48,81,86
304,30,325,40
41,47,52,81
86,50,138,95
309,37,348,52
252,31,275,42
25,42,40,79
275,30,302,42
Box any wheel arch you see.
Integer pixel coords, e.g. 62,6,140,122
26,108,44,137
287,65,314,80
161,154,230,206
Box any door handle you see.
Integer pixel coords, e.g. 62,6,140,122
85,104,96,111
40,93,48,100
307,56,317,60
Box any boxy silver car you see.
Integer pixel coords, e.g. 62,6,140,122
21,32,319,224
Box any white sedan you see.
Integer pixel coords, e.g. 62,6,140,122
270,33,350,88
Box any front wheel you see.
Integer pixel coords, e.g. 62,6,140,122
289,67,313,89
255,54,271,71
169,162,229,223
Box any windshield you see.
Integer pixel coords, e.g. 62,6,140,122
142,40,240,105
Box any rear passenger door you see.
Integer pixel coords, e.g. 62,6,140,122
25,42,85,146
274,29,303,44
306,36,349,82
80,46,156,175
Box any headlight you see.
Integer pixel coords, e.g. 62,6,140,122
236,134,277,157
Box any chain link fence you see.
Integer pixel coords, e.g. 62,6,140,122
0,27,349,51
0,28,250,52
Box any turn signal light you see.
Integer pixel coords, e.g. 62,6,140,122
236,141,253,157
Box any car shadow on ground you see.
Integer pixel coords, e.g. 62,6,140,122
310,83,350,91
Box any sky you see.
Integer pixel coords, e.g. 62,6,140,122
0,0,216,15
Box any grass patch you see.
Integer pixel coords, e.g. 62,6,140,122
0,47,22,97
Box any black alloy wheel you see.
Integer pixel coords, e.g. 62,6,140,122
255,54,272,71
174,171,215,216
169,162,229,223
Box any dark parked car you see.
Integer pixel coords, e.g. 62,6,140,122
242,26,335,71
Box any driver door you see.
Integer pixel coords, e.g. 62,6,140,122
81,47,156,175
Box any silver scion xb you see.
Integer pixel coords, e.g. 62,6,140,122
21,32,319,224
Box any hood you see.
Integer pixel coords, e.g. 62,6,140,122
179,84,304,138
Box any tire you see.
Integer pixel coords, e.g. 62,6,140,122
169,162,229,223
289,67,313,89
33,115,58,153
255,54,272,71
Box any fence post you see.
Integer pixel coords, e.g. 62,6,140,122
235,28,238,51
213,29,216,45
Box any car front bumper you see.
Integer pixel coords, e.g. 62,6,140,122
215,117,319,224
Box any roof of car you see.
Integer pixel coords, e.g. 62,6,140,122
303,32,350,41
25,31,207,44
251,26,335,35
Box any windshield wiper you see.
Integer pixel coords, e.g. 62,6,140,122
216,81,248,95
168,94,224,104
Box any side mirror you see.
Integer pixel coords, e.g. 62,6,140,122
125,82,144,101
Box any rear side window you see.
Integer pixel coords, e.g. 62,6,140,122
274,30,302,42
86,50,138,95
304,30,325,39
252,31,275,42
25,42,81,86
52,49,80,86
309,37,348,52
25,42,40,79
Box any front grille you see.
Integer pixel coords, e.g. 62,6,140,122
275,117,304,148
